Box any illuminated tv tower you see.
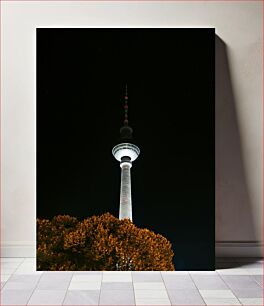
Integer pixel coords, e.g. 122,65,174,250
112,85,140,221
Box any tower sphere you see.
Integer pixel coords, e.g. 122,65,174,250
112,143,140,162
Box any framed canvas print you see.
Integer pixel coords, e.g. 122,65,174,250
37,28,215,271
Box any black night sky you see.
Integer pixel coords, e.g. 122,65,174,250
37,28,215,270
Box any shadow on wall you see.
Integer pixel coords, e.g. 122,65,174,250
215,35,258,265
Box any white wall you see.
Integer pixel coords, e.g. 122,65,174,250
1,1,262,257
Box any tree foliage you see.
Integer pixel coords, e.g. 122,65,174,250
37,213,175,271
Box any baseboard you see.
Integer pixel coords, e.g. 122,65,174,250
216,241,263,257
1,241,36,257
1,241,263,258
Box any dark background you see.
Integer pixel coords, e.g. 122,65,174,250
37,28,215,270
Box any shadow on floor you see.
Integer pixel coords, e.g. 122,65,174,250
216,257,263,269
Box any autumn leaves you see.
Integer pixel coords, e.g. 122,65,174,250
37,213,175,271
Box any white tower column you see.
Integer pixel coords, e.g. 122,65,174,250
112,143,140,221
119,161,132,220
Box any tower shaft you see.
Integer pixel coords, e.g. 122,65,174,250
119,163,132,220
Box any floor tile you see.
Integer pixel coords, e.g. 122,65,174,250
191,275,228,289
68,281,101,290
0,258,25,263
63,290,100,305
8,274,41,283
221,275,261,289
71,274,101,282
37,273,72,290
134,282,166,290
252,275,263,287
16,262,36,268
167,289,205,305
74,271,102,275
99,289,135,305
28,289,66,305
203,297,241,305
217,268,249,275
239,298,264,305
41,272,73,280
245,268,263,275
1,275,11,282
161,271,189,275
163,275,196,289
14,262,43,275
1,267,18,274
132,271,163,282
101,281,133,290
1,288,33,305
189,271,217,275
231,288,263,298
135,289,169,299
42,271,73,276
103,271,131,274
1,262,21,269
23,258,36,263
16,271,43,276
135,298,171,305
133,271,161,275
20,261,36,267
3,281,37,290
0,257,263,306
199,289,236,298
37,279,71,290
102,272,132,282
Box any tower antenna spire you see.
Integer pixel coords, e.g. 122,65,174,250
124,83,129,126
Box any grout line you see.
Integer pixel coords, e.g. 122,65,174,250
1,268,18,283
159,271,172,306
97,270,103,306
131,271,137,306
25,261,44,305
131,271,137,305
7,257,26,275
188,271,207,305
249,274,263,288
61,272,74,306
0,277,8,290
217,272,243,305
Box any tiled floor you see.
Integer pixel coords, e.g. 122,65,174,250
0,258,263,305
